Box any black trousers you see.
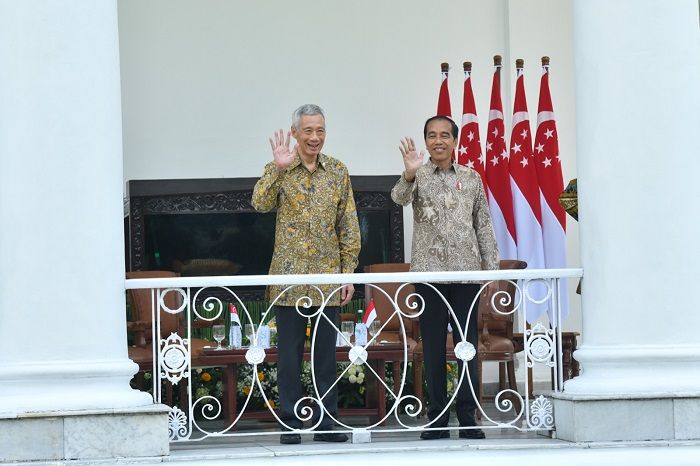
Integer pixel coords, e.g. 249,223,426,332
276,305,339,430
415,283,480,427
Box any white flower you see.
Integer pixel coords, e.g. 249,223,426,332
357,373,365,382
195,387,209,399
349,374,357,384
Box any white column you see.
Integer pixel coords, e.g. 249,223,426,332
0,0,151,415
552,0,700,443
567,0,700,395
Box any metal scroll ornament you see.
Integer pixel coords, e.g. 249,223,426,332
529,395,554,429
160,332,190,384
168,406,188,440
454,341,477,362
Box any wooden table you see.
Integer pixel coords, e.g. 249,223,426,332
197,343,406,425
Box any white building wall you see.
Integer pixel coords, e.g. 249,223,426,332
117,0,580,385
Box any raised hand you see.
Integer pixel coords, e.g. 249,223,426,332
399,137,425,181
269,129,298,170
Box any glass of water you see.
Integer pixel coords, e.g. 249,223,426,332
212,324,225,350
369,320,381,345
341,321,354,346
245,323,257,346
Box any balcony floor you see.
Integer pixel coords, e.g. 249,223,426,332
168,435,700,466
162,412,700,466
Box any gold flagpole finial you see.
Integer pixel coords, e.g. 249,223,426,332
493,55,502,66
441,62,450,73
463,61,472,72
542,56,551,66
516,58,524,69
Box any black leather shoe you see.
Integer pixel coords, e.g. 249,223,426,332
459,428,486,439
280,433,301,444
313,432,349,442
420,429,450,440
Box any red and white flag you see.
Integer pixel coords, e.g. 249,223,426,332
508,62,547,322
484,57,517,260
362,299,377,327
534,58,569,322
437,62,452,117
229,303,241,326
456,62,485,184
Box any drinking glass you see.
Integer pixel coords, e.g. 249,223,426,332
369,320,381,345
341,321,354,346
245,323,257,346
212,324,225,350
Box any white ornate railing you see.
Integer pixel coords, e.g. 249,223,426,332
125,268,582,442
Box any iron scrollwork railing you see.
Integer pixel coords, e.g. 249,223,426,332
125,268,582,442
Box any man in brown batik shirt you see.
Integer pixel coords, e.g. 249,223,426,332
392,115,499,440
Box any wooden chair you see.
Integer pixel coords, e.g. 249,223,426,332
363,263,421,398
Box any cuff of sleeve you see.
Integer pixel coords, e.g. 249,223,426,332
401,172,415,183
270,167,287,183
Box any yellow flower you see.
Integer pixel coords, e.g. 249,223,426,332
305,326,311,337
266,399,276,409
200,372,212,382
446,364,453,373
257,371,265,381
242,386,251,396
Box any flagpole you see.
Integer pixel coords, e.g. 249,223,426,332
437,62,452,117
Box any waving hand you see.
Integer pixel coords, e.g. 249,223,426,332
269,129,298,170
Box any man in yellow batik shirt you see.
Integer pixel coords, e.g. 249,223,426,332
252,104,360,445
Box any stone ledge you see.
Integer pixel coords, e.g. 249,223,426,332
552,395,700,442
0,403,168,420
0,404,170,462
551,391,700,401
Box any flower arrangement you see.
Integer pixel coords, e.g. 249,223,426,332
193,368,224,403
337,363,366,408
236,362,279,410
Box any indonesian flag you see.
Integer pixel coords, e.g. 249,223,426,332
456,62,485,184
362,299,377,327
534,59,569,322
508,63,547,322
229,303,241,326
484,58,517,260
437,63,452,117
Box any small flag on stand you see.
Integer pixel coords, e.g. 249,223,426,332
362,299,377,327
485,55,517,260
229,303,241,326
457,61,485,184
508,59,547,322
534,56,569,322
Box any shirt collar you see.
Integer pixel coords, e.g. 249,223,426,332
289,153,327,171
427,158,456,174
